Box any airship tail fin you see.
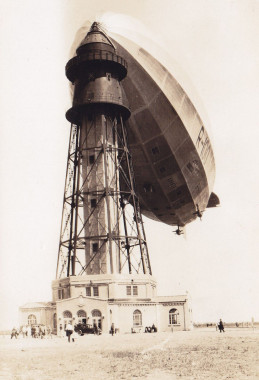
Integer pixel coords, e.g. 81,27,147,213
206,192,220,208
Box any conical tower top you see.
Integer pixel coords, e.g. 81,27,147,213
76,22,115,54
65,21,130,124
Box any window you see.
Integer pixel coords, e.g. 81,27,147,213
92,243,98,252
151,146,160,155
91,309,102,329
133,310,142,326
126,286,131,296
63,310,72,319
53,313,57,329
187,162,194,173
126,285,138,296
77,310,86,318
86,286,98,297
169,308,178,325
58,288,64,299
167,177,176,189
28,314,37,325
77,310,87,324
143,184,153,193
91,199,97,208
92,309,102,317
89,154,95,164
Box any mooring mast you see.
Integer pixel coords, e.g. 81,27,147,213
56,22,151,279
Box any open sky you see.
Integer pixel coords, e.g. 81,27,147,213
0,0,258,329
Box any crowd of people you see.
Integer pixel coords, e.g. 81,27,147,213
145,324,157,333
10,319,226,340
10,325,52,339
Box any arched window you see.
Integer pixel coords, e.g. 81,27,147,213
169,308,178,325
91,309,102,329
77,310,86,318
28,314,37,325
63,310,72,319
133,310,142,326
53,313,57,329
77,310,87,324
92,309,101,317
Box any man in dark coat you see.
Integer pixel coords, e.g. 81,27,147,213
218,319,225,332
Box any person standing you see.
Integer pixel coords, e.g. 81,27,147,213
34,325,40,338
111,323,115,336
11,327,18,339
21,325,27,338
218,319,225,333
39,325,45,339
93,322,98,335
66,322,73,342
46,326,52,339
26,325,31,338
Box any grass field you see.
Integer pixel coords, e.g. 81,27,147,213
0,328,258,379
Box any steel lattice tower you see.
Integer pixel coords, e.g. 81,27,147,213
56,22,151,279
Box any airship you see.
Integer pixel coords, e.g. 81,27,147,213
66,22,219,228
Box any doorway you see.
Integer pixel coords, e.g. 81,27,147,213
92,309,102,329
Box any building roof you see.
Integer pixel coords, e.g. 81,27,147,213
154,295,188,302
20,301,55,309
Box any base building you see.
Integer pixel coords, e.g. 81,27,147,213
20,275,192,334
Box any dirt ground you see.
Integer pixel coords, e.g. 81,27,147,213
0,328,258,380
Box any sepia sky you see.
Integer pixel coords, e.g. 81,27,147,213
0,0,258,329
